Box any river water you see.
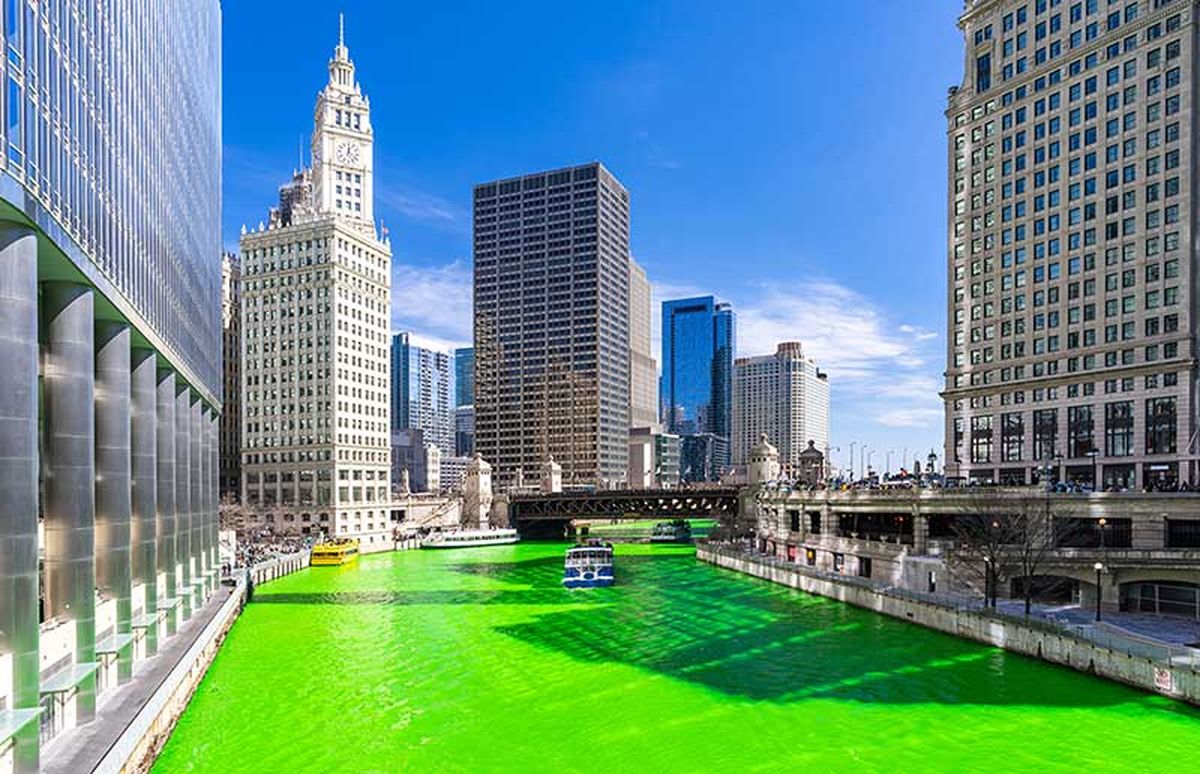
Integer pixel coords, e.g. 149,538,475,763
155,543,1200,772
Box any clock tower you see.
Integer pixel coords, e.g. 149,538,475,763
312,14,374,231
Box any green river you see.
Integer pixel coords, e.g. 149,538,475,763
155,543,1200,772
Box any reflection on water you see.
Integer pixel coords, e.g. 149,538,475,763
155,543,1200,773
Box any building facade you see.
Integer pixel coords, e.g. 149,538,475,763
628,427,681,488
680,433,730,484
732,342,830,471
0,3,222,769
239,26,392,549
661,296,735,478
455,404,475,456
945,0,1198,489
473,162,631,488
455,346,474,406
391,332,453,454
220,252,242,500
629,259,658,429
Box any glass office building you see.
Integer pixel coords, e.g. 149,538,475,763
392,333,454,455
455,346,474,407
661,296,735,477
0,4,222,770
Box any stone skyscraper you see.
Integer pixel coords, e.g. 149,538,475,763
947,0,1196,488
239,21,392,549
732,342,830,471
220,252,243,500
629,259,658,429
473,162,631,488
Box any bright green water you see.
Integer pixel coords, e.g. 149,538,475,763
156,543,1200,773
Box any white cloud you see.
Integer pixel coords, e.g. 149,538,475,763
390,261,472,349
377,185,462,226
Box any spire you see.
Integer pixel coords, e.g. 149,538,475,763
339,12,344,47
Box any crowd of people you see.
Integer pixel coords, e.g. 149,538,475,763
227,528,314,575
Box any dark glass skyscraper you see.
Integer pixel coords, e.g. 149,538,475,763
661,296,736,443
661,297,735,479
455,347,475,407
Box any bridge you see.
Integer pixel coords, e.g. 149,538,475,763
507,488,740,539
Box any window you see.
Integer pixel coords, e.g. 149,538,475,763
1002,412,1024,461
1145,397,1177,454
1033,408,1058,460
1067,405,1094,458
971,415,994,463
1105,401,1133,456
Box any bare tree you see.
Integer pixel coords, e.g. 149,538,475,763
709,494,759,544
219,494,254,534
949,489,1080,615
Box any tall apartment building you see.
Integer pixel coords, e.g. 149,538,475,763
455,347,475,406
629,259,659,429
391,332,453,454
661,296,736,478
732,342,830,471
239,25,393,548
0,3,222,766
220,252,243,500
473,162,631,488
946,0,1196,488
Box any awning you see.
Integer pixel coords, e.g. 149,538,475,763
96,632,135,655
40,662,99,694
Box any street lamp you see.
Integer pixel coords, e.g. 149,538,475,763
1054,452,1064,486
1093,561,1104,621
850,442,856,480
1098,516,1107,551
1087,447,1099,490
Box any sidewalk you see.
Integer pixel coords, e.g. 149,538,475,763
994,600,1200,647
40,587,234,774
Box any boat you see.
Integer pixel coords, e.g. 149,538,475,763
650,520,692,543
310,538,359,566
563,541,614,588
420,528,520,549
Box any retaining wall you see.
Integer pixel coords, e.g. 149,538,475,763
698,544,1200,706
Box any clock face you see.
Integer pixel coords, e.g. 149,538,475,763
335,141,360,166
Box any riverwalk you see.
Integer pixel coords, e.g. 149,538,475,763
698,542,1200,704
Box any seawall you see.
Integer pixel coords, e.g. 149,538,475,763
697,543,1200,706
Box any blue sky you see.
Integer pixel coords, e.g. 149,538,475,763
222,1,963,475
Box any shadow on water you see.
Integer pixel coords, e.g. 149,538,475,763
469,552,1200,710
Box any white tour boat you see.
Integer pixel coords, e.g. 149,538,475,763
420,528,520,549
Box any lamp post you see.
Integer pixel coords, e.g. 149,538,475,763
861,445,868,482
850,442,856,480
1087,447,1099,490
1094,561,1104,621
1097,516,1107,551
1054,452,1064,486
983,556,993,608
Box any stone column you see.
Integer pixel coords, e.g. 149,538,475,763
42,281,97,722
175,387,192,618
190,397,203,605
0,226,42,774
131,348,158,655
156,370,177,634
95,322,133,682
208,412,219,587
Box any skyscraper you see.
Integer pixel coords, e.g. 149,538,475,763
0,3,221,766
474,162,631,487
629,259,658,429
946,0,1196,489
391,332,453,455
732,342,830,471
240,22,392,548
661,296,735,478
220,252,243,500
455,347,475,407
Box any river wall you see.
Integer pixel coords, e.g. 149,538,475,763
96,551,310,774
697,544,1200,707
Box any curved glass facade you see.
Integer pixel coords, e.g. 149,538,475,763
0,0,221,400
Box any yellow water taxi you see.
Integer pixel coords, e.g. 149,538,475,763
310,539,359,566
